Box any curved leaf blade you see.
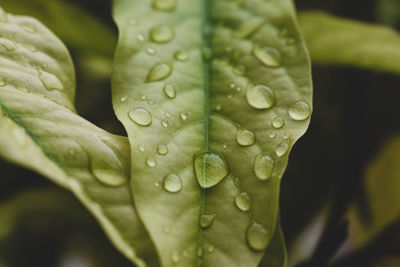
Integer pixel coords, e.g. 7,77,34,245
112,0,312,266
0,7,158,267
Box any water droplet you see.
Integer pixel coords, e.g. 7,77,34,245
236,129,255,147
228,94,232,99
146,48,156,55
194,152,229,188
236,86,242,92
157,144,168,155
268,132,276,139
288,101,311,121
234,177,240,186
246,84,276,110
235,19,263,38
152,0,177,11
165,112,171,118
0,38,16,51
137,33,145,42
39,70,64,91
200,213,216,228
207,245,215,253
254,153,274,180
146,63,173,82
150,25,174,43
138,145,146,152
0,8,8,22
16,85,29,93
154,181,160,187
146,156,157,168
163,174,182,193
0,77,6,87
180,111,188,121
233,65,246,76
161,119,169,128
229,82,236,89
171,250,180,263
283,133,290,140
19,22,36,33
141,95,147,100
247,222,270,251
163,83,176,99
91,169,127,187
215,104,222,111
275,143,289,157
174,50,189,61
147,99,155,105
222,143,228,149
235,192,251,211
272,117,285,129
128,108,152,126
163,225,170,233
252,45,282,67
120,94,128,102
196,248,203,257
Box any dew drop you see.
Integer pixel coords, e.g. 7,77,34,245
147,99,155,105
163,83,176,99
275,143,289,157
146,155,157,168
236,86,242,92
247,222,270,251
165,111,171,118
180,111,188,121
229,82,236,89
0,38,16,51
288,101,311,121
174,50,189,61
171,250,180,263
138,145,146,152
146,63,173,82
163,174,182,193
0,77,6,87
234,177,240,186
154,181,160,187
215,104,222,111
246,84,276,110
161,119,169,128
137,33,145,42
128,108,152,126
39,70,64,91
120,94,128,102
157,144,168,155
222,143,228,149
236,129,255,147
146,48,156,55
272,117,285,129
235,192,251,211
200,213,216,228
194,152,229,188
150,25,174,43
19,22,36,33
283,133,290,140
252,45,282,67
268,132,276,139
208,245,215,253
254,153,274,181
152,0,177,11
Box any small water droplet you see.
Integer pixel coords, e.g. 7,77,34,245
215,104,222,111
152,0,177,11
150,25,174,43
254,153,274,181
19,22,36,33
163,83,176,99
236,129,255,147
68,148,76,155
288,101,311,121
200,213,216,228
141,95,147,100
235,192,251,211
283,133,290,140
39,69,64,91
146,155,157,168
129,108,152,126
154,181,160,187
120,94,128,102
275,143,289,157
161,119,169,128
272,117,285,129
247,222,270,251
229,82,236,89
157,144,168,155
146,47,156,55
236,86,242,92
0,38,16,51
180,111,188,121
0,77,6,87
196,248,203,257
16,85,29,93
174,50,189,61
234,177,240,186
233,65,246,76
235,19,263,38
146,63,173,82
246,84,276,110
268,132,276,139
163,174,182,193
252,45,282,67
138,145,146,152
137,33,145,42
207,245,215,253
194,152,229,188
165,111,171,118
171,250,180,263
222,143,228,149
147,99,155,105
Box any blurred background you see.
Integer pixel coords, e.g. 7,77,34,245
0,0,399,266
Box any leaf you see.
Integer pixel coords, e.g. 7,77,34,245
298,11,400,74
259,223,287,267
112,0,312,266
347,135,400,248
0,7,159,267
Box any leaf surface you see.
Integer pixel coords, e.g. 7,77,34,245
112,0,312,266
259,223,287,267
0,7,158,267
299,11,400,74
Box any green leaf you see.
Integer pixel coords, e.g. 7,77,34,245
259,223,287,267
0,7,158,267
112,0,312,266
298,11,400,74
348,135,400,248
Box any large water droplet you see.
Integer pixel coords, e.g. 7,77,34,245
39,70,64,91
174,50,189,61
150,25,174,43
194,152,229,188
91,168,127,187
128,108,152,126
146,155,157,168
152,0,177,11
253,45,282,67
272,117,285,129
163,83,176,99
254,153,274,181
236,129,255,147
0,38,16,51
19,22,37,33
247,222,270,251
246,84,276,110
163,174,182,193
235,192,251,211
157,144,168,155
275,143,289,157
146,63,173,82
0,77,6,87
200,213,216,228
288,101,311,121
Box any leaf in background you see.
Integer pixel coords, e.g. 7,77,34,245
347,135,400,248
112,0,312,266
259,224,287,267
0,7,158,267
298,11,400,74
